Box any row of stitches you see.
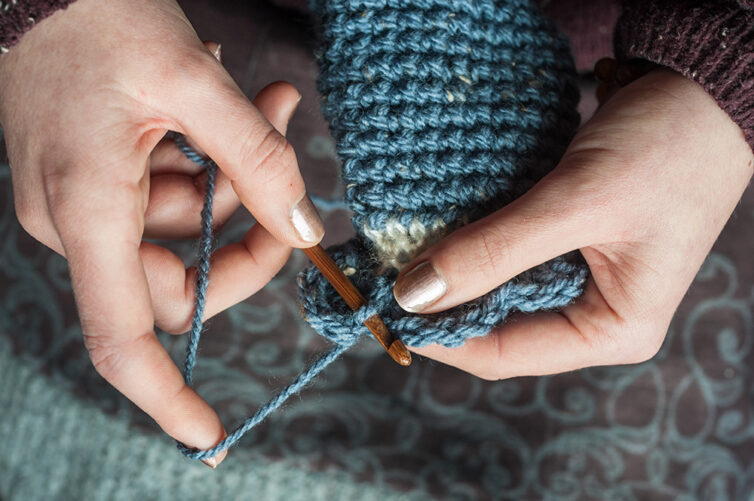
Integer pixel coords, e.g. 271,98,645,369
338,125,558,153
345,179,516,210
341,156,530,183
320,29,566,62
319,40,567,72
319,2,537,31
321,68,571,93
322,84,561,110
338,140,548,172
319,63,565,94
333,108,553,136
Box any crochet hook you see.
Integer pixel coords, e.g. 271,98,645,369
303,245,412,366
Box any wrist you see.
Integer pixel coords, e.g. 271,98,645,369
613,0,754,153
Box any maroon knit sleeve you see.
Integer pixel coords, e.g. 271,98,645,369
614,0,754,151
0,0,78,52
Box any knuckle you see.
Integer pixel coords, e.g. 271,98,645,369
152,268,198,335
83,334,125,382
240,128,295,183
160,305,195,336
161,267,202,335
464,223,510,278
472,333,512,381
564,300,666,366
169,50,221,89
567,307,624,358
42,167,144,239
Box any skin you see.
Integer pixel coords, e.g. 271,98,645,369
0,0,323,465
398,68,754,380
2,0,752,468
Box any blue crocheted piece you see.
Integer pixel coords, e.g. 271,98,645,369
299,0,589,349
174,0,589,461
299,239,587,348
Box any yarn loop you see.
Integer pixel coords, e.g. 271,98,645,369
173,0,589,461
300,0,588,350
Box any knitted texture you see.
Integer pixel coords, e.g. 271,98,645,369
0,0,78,51
299,0,589,348
614,0,754,152
0,341,423,501
312,0,582,270
172,133,355,461
174,0,589,461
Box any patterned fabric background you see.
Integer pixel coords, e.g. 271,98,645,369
1,0,753,499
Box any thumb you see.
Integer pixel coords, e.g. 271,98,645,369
392,171,602,313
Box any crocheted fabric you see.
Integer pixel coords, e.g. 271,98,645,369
299,0,589,349
175,0,590,461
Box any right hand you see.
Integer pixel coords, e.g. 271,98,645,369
0,0,324,467
394,69,754,380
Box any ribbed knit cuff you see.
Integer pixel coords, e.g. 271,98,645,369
0,0,78,52
614,0,754,152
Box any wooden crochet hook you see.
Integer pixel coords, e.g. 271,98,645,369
303,245,412,366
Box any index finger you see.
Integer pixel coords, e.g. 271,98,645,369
167,56,324,248
49,172,228,466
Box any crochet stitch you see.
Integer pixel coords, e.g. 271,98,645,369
299,0,589,348
176,0,589,461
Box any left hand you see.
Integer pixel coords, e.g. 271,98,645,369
392,68,754,380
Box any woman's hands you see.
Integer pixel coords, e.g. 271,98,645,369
393,69,754,380
0,0,324,466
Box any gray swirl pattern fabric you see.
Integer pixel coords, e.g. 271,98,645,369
1,0,753,499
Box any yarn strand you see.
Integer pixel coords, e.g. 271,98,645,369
172,133,217,387
178,343,352,460
170,132,356,460
167,0,588,461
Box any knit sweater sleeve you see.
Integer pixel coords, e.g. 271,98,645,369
0,0,78,52
614,0,754,151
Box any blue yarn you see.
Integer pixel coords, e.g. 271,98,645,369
179,343,352,460
173,0,589,461
299,241,588,350
312,0,582,246
309,194,349,212
170,132,357,460
300,0,588,347
170,133,216,387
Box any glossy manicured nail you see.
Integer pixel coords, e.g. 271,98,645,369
290,194,325,243
199,430,227,469
393,261,447,313
203,41,222,62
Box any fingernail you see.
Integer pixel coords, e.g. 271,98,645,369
199,429,227,469
393,261,447,313
213,43,222,61
290,194,325,243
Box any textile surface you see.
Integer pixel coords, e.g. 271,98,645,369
299,0,588,351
